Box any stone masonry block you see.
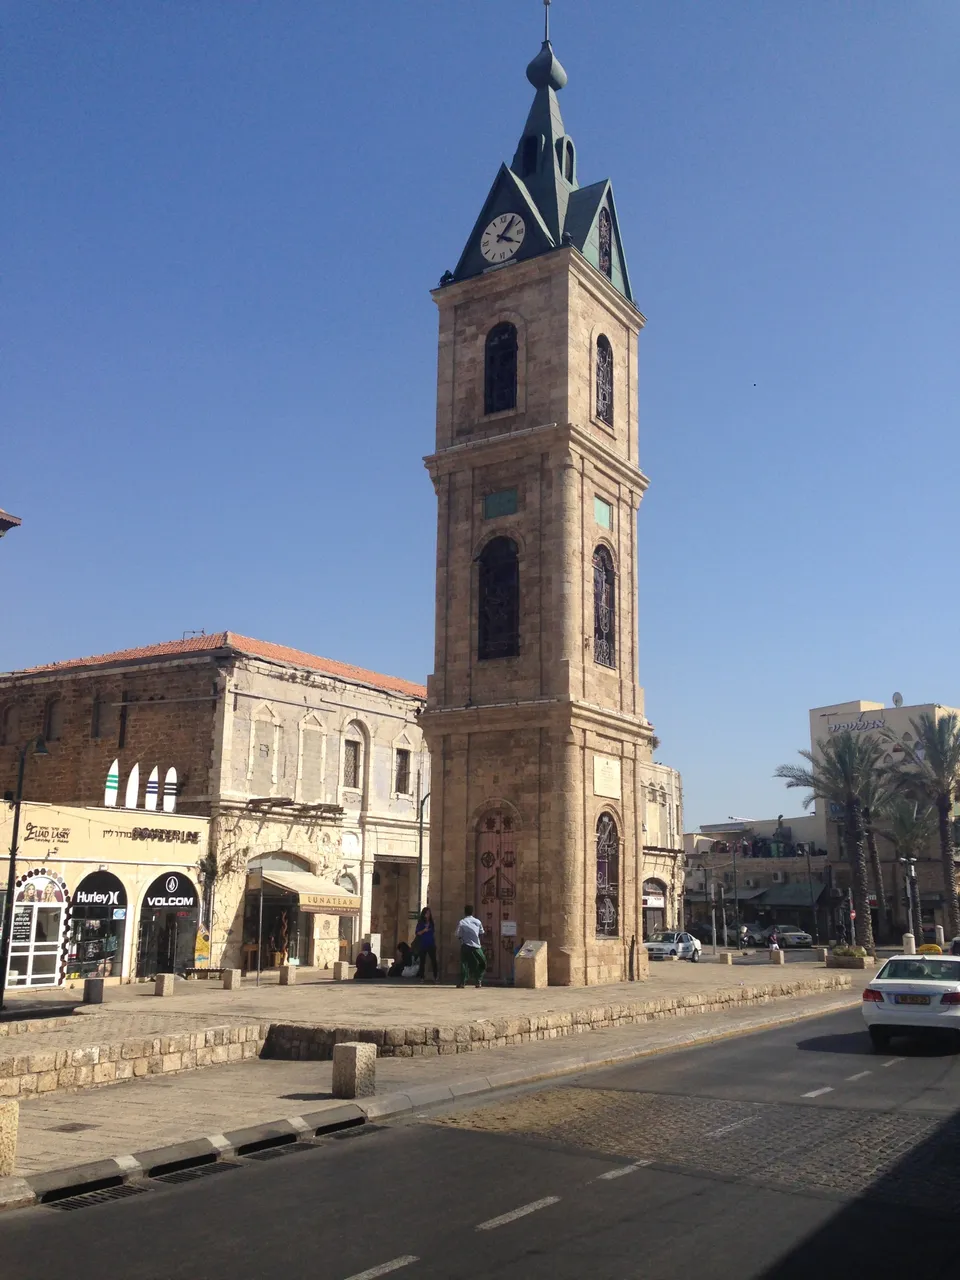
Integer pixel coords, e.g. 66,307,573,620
279,964,296,986
332,1042,376,1099
222,968,241,990
154,973,176,997
0,1101,18,1177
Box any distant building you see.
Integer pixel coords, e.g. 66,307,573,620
0,508,22,538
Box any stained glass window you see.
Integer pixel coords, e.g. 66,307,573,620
598,207,612,278
593,545,616,668
596,335,613,427
478,536,520,660
596,813,620,937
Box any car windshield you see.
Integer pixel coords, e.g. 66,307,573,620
877,959,960,983
650,933,677,943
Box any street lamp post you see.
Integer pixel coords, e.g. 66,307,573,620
803,843,820,946
732,840,743,948
416,790,431,915
898,856,919,942
1,736,48,1010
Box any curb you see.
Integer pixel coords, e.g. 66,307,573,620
0,991,860,1213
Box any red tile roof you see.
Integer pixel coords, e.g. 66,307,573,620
0,508,22,531
14,632,426,699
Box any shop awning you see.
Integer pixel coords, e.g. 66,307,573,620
754,884,826,909
247,870,360,914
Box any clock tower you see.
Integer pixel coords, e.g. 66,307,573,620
421,17,653,986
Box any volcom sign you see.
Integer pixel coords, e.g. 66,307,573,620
143,872,199,911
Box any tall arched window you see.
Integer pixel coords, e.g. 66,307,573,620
43,697,64,741
598,207,612,278
596,812,620,937
520,135,538,177
596,335,614,427
0,703,18,746
484,322,518,415
593,545,616,668
478,536,520,660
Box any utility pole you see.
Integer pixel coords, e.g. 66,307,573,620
803,843,820,946
732,840,742,948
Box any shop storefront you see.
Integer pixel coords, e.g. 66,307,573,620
244,859,360,972
6,869,70,988
642,879,667,939
66,870,128,980
136,871,202,977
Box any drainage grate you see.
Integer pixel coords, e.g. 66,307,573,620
48,1122,99,1134
152,1161,242,1185
47,1183,151,1212
330,1123,386,1142
245,1141,318,1162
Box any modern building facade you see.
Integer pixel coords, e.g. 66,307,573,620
421,30,679,985
0,633,429,979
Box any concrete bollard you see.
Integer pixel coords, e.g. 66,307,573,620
332,1042,376,1099
279,964,296,986
332,961,355,982
221,968,242,990
154,973,176,997
936,925,945,948
514,940,548,988
903,932,916,955
719,952,733,965
768,949,786,965
817,947,829,963
0,1102,18,1177
83,977,105,1004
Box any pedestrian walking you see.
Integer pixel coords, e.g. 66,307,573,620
415,906,438,980
455,904,486,988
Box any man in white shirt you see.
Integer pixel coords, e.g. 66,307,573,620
455,905,487,988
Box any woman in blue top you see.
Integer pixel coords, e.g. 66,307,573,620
415,906,438,980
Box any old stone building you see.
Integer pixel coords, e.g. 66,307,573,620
0,633,428,975
421,32,673,984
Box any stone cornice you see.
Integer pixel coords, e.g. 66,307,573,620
424,420,650,498
419,694,652,741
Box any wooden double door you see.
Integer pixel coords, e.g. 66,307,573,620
476,809,517,982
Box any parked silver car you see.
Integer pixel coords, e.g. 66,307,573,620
644,931,701,962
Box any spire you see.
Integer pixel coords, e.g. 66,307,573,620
510,5,575,242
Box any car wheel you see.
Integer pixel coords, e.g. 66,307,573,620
868,1027,891,1052
690,948,700,963
670,949,678,957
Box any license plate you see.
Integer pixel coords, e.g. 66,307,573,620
895,994,930,1005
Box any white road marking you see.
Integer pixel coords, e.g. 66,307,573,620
343,1258,419,1280
595,1161,651,1180
845,1071,872,1081
705,1115,761,1138
802,1087,834,1098
881,1059,901,1067
476,1197,561,1230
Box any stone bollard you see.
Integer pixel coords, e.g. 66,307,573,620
936,925,945,948
154,973,176,997
332,1042,376,1099
221,968,242,990
279,964,296,986
903,932,916,955
83,977,105,1004
817,947,829,963
333,961,355,982
0,1101,19,1177
769,949,786,965
719,952,733,965
514,940,548,988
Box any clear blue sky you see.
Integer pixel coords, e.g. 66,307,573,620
3,2,958,828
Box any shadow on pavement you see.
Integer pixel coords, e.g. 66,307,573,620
797,1028,960,1058
278,1090,335,1102
756,1103,960,1277
794,1030,874,1055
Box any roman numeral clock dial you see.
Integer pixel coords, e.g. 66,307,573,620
480,212,526,264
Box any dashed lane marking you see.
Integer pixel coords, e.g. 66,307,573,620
595,1161,651,1180
343,1258,419,1280
802,1087,834,1098
882,1060,901,1067
705,1115,761,1138
476,1197,561,1231
846,1071,872,1081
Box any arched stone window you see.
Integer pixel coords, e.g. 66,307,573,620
598,207,612,278
478,536,520,660
43,697,64,742
484,322,518,415
593,545,616,668
596,812,620,938
596,335,613,427
0,703,18,746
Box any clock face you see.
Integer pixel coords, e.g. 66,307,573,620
480,213,526,264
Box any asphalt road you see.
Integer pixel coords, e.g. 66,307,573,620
3,1006,960,1279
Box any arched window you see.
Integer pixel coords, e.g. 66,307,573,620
0,703,18,746
565,140,575,183
596,812,620,938
596,335,614,427
598,207,612,278
478,536,520,660
43,697,64,742
593,545,616,668
521,135,538,177
484,323,518,415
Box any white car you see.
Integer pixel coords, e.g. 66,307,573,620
645,931,701,962
767,925,813,948
861,954,960,1050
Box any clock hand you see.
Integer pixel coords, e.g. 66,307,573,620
496,217,517,242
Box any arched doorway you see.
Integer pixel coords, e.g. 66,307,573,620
136,872,201,977
67,870,128,980
476,809,517,983
642,878,668,939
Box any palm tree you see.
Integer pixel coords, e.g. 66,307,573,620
883,712,960,939
858,770,892,941
873,797,936,938
775,731,883,952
